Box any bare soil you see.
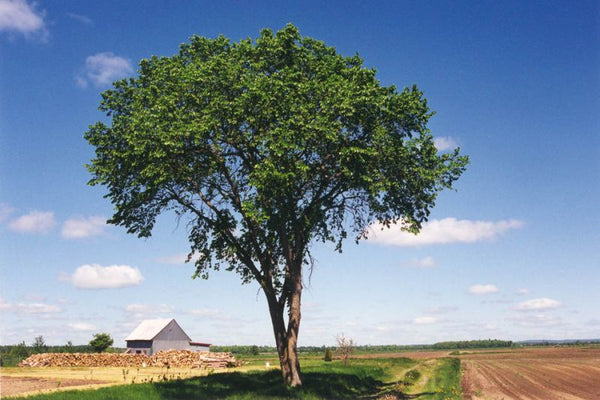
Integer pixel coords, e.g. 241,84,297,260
0,376,109,397
460,347,600,400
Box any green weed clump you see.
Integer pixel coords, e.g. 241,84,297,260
403,369,421,386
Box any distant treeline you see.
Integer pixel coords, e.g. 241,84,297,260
211,340,514,355
431,339,513,349
0,342,125,367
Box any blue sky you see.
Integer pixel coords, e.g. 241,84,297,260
1,0,598,347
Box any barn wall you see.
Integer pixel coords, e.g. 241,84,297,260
150,320,193,353
152,339,191,353
190,344,210,352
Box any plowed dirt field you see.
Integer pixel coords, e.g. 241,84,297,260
461,347,600,400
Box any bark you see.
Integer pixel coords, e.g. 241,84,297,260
266,270,303,387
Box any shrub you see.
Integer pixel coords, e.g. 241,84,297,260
324,348,333,362
403,369,421,385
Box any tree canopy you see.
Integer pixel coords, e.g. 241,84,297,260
85,24,467,385
89,333,113,353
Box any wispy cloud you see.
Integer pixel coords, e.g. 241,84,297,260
9,210,56,233
66,264,144,289
402,256,437,268
368,218,523,247
413,316,438,325
76,52,133,88
514,298,561,311
0,0,47,40
61,215,106,239
426,305,458,314
68,322,96,331
66,12,92,25
510,313,561,327
468,284,499,295
0,203,15,223
516,288,530,295
433,136,458,152
125,304,173,314
0,297,62,314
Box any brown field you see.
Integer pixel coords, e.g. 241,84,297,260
460,347,600,400
0,366,215,397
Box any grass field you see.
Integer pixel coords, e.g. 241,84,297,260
1,354,462,399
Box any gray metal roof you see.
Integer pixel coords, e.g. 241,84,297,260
125,318,173,341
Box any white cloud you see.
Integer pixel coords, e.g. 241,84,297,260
0,203,15,223
61,216,106,239
190,308,220,317
0,296,11,310
125,304,173,314
15,302,61,314
0,0,47,39
468,284,499,295
516,288,530,295
515,298,561,311
426,305,458,314
413,316,438,325
403,256,436,268
69,264,144,289
66,12,92,25
368,218,524,247
9,210,56,233
433,136,458,152
77,52,133,88
68,322,96,331
510,313,561,327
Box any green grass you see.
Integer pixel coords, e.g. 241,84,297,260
418,358,462,400
5,357,458,400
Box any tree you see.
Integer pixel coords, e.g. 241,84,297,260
89,333,113,353
85,24,468,386
32,335,48,354
323,348,333,362
335,334,354,366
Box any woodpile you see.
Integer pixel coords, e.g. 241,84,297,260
19,350,239,368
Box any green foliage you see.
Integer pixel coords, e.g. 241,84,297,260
85,23,467,289
89,333,114,353
32,335,48,354
402,369,421,386
431,339,513,350
211,345,277,355
323,348,333,362
0,341,31,366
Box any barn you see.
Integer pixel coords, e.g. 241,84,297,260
124,318,211,355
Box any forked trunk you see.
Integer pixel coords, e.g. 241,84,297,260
266,273,303,386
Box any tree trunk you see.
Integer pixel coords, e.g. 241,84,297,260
266,273,303,387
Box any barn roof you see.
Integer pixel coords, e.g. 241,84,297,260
125,318,174,341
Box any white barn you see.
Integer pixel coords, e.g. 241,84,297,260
124,319,211,355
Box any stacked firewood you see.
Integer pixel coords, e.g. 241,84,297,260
150,350,241,368
18,350,239,368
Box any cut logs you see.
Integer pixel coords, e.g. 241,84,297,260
18,350,240,368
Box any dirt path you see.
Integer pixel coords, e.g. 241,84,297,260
461,347,600,400
1,376,110,397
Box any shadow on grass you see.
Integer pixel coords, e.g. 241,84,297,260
155,369,386,399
